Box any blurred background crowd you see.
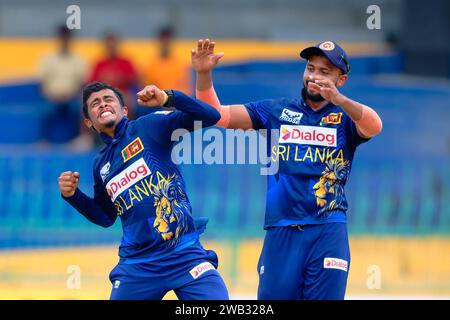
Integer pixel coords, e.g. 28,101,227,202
0,0,449,299
26,24,190,149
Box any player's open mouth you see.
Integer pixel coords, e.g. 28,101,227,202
99,110,114,119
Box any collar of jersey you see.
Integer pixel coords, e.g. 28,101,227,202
100,117,129,145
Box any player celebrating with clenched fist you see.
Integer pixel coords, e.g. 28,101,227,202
191,39,382,300
59,171,80,198
58,82,228,300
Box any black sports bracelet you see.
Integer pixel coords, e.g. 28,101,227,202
162,89,175,108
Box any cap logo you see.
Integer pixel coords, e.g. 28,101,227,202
319,41,335,51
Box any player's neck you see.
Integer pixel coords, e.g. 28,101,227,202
100,123,118,138
101,127,115,138
305,98,328,112
101,117,127,138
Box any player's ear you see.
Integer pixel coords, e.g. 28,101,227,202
336,73,347,87
83,118,93,129
122,106,129,117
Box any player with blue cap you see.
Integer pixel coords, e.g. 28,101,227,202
191,39,383,300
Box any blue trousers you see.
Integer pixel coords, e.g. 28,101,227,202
109,243,229,300
257,223,350,300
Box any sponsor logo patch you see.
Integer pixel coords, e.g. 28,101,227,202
279,125,337,147
113,280,121,289
154,110,173,115
121,137,144,162
320,112,342,126
189,262,215,280
106,158,151,201
319,41,335,51
279,108,303,124
323,257,348,272
100,162,110,182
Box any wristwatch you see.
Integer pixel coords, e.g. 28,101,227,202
162,89,174,108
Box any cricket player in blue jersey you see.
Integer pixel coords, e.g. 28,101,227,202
192,39,383,300
58,81,229,300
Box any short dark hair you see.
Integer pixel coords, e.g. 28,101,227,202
82,82,125,119
57,24,71,38
103,31,119,42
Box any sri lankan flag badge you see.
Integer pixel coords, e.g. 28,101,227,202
320,112,342,126
122,137,144,162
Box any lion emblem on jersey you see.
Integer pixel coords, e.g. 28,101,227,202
313,158,350,217
153,173,190,247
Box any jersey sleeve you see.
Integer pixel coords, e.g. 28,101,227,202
137,90,220,145
137,109,219,146
244,99,275,130
136,111,195,145
62,180,117,228
61,156,118,228
346,114,371,148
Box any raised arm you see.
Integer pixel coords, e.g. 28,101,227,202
309,79,382,138
137,84,221,128
191,39,254,130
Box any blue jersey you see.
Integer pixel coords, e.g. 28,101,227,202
245,89,369,228
64,90,220,263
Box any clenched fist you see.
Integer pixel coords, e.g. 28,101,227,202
58,171,80,198
136,85,168,107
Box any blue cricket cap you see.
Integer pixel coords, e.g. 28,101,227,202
300,41,350,74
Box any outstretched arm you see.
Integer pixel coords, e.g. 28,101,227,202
191,39,254,130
